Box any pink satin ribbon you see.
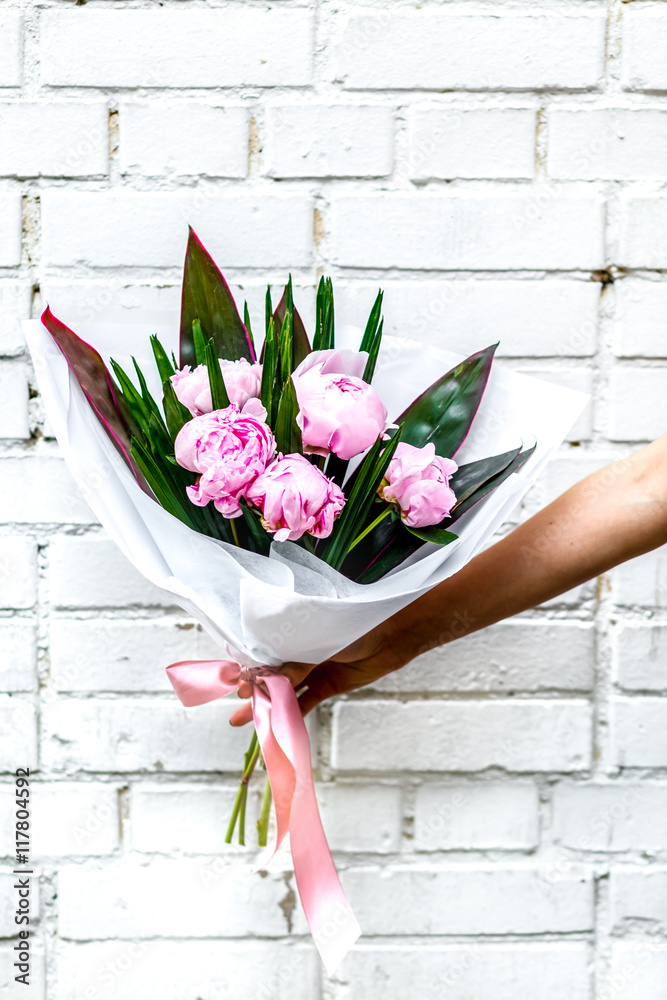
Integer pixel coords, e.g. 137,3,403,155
166,658,361,975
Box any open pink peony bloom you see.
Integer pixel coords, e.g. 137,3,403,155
171,358,262,416
380,442,458,528
174,404,276,518
291,349,388,461
246,453,345,542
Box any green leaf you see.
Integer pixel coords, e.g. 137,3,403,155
260,317,277,417
130,438,198,528
162,380,191,440
363,317,383,385
243,301,256,358
274,377,302,455
150,334,176,384
278,306,293,387
321,430,402,571
449,447,522,507
359,289,384,354
132,357,169,439
405,525,458,545
448,443,536,526
313,276,335,352
273,278,311,369
398,344,497,458
204,339,230,410
192,319,207,366
110,359,151,436
41,307,145,485
180,227,254,368
238,499,271,556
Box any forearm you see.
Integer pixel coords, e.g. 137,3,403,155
388,434,667,661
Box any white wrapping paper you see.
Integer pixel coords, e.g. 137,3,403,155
24,318,588,669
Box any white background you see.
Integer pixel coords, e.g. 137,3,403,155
1,1,667,997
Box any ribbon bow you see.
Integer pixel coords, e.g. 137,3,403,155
166,657,361,975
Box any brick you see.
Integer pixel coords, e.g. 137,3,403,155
119,102,248,178
335,280,599,357
342,865,593,935
0,102,108,178
0,362,30,438
615,280,667,358
0,697,37,771
330,191,604,270
332,943,592,1000
0,537,38,609
516,366,593,442
334,13,605,91
0,868,39,937
42,190,312,269
415,781,539,851
0,622,36,693
0,457,95,524
42,698,249,773
622,9,667,93
619,196,667,269
0,284,31,355
49,618,220,691
521,454,618,516
315,783,402,853
608,368,667,442
605,942,667,1000
371,622,595,694
613,625,667,692
548,109,667,180
612,549,667,609
408,106,535,180
58,856,298,938
265,104,393,178
129,785,250,854
610,698,667,768
0,14,23,88
41,9,314,88
56,940,318,1000
553,782,667,852
332,700,592,773
40,280,181,326
0,783,119,857
611,867,667,930
49,537,173,610
0,940,45,997
0,195,21,267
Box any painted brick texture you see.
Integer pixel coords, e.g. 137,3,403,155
1,4,666,999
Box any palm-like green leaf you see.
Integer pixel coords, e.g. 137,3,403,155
274,377,302,455
398,344,497,458
180,227,254,368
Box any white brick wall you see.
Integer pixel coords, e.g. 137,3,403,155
2,4,667,997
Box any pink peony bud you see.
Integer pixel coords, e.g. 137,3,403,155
246,453,345,542
380,442,458,528
292,349,388,461
174,404,276,518
171,358,263,416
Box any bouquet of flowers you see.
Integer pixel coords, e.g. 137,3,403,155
25,229,586,973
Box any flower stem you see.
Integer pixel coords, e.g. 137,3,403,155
225,730,259,844
257,778,273,848
229,517,241,547
346,506,392,553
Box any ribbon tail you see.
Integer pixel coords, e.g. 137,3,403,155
264,675,362,976
250,685,294,868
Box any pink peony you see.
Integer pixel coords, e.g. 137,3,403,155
291,349,388,461
174,404,276,518
246,453,345,542
171,358,262,416
380,442,458,528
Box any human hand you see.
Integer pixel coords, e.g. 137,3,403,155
229,623,410,726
